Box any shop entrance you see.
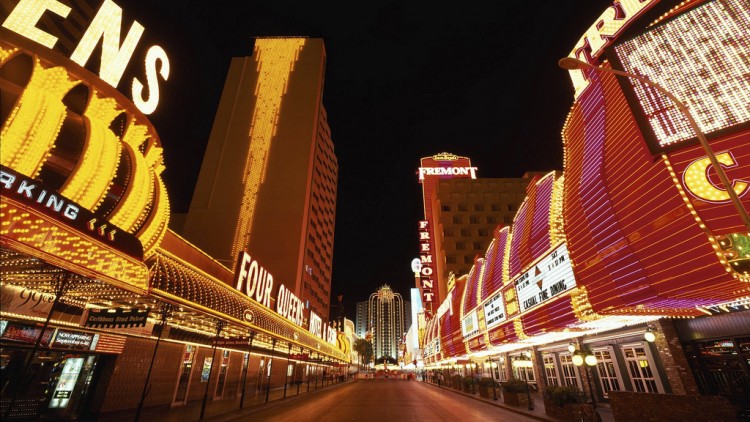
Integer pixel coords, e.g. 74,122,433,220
1,348,100,420
686,336,750,410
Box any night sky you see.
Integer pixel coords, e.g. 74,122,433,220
118,0,613,320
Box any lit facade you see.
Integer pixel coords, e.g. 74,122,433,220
355,300,368,338
0,6,347,421
420,1,750,419
368,285,404,361
433,173,540,280
182,38,337,320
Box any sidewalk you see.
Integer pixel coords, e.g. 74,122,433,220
422,379,615,422
101,378,352,422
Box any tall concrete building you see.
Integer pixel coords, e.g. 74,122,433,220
368,285,404,361
355,301,368,338
434,174,539,279
183,38,337,320
416,152,538,316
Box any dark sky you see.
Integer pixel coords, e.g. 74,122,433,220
119,0,613,320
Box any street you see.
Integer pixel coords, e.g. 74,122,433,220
232,379,541,422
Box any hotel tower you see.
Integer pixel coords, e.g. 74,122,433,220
183,38,338,320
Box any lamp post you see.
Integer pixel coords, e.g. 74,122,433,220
558,56,750,233
571,347,599,418
522,351,534,411
485,359,498,401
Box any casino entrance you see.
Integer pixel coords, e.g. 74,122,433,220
0,346,111,420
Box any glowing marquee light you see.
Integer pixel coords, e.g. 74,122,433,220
564,0,657,99
2,0,170,115
682,152,749,203
417,166,478,180
612,0,750,151
231,38,307,259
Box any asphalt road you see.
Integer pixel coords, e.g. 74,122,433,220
236,379,541,422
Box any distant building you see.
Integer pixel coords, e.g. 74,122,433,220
355,301,368,338
368,285,404,361
416,152,539,315
182,38,337,320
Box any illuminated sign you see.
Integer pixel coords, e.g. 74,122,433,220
611,0,750,152
233,251,273,308
418,166,478,180
461,311,479,338
515,243,576,313
418,220,436,314
2,0,170,114
483,291,506,329
566,0,657,98
81,308,148,329
0,284,55,319
309,311,337,345
48,357,84,409
51,330,95,350
276,284,304,327
0,165,144,259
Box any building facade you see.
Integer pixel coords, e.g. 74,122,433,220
355,301,368,338
416,152,537,317
368,285,404,362
0,6,347,420
420,1,750,420
433,174,539,280
182,37,337,320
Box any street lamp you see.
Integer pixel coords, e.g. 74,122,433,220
558,56,750,233
571,347,599,417
485,358,498,401
522,351,534,411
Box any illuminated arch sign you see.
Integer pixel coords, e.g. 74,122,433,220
2,0,170,115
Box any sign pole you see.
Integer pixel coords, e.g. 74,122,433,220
134,303,172,422
265,339,277,403
239,332,255,409
200,320,224,420
283,342,292,398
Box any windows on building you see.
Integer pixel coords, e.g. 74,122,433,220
458,204,468,212
623,345,662,393
453,216,462,224
544,355,560,386
473,241,482,250
559,354,579,388
442,204,451,211
444,228,454,237
474,204,484,211
487,216,497,224
469,216,479,224
456,242,466,250
460,228,471,237
594,348,623,397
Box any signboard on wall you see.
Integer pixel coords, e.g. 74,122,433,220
515,243,576,313
483,291,506,329
461,311,479,338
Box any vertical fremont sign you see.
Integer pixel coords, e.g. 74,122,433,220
418,220,436,317
416,153,478,319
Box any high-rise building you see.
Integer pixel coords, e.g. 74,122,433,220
434,174,539,279
355,301,369,338
368,285,404,361
182,38,337,320
416,152,537,315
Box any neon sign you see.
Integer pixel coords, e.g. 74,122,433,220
2,0,170,114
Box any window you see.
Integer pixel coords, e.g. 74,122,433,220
456,242,466,250
478,229,489,237
623,345,661,393
441,204,451,212
458,204,468,212
460,228,471,237
544,355,560,386
594,348,622,397
469,216,479,224
491,204,500,211
473,241,482,250
453,216,462,224
444,228,454,237
559,354,579,388
503,216,512,224
474,204,484,211
446,255,457,264
507,204,513,211
487,216,497,224
464,255,473,264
